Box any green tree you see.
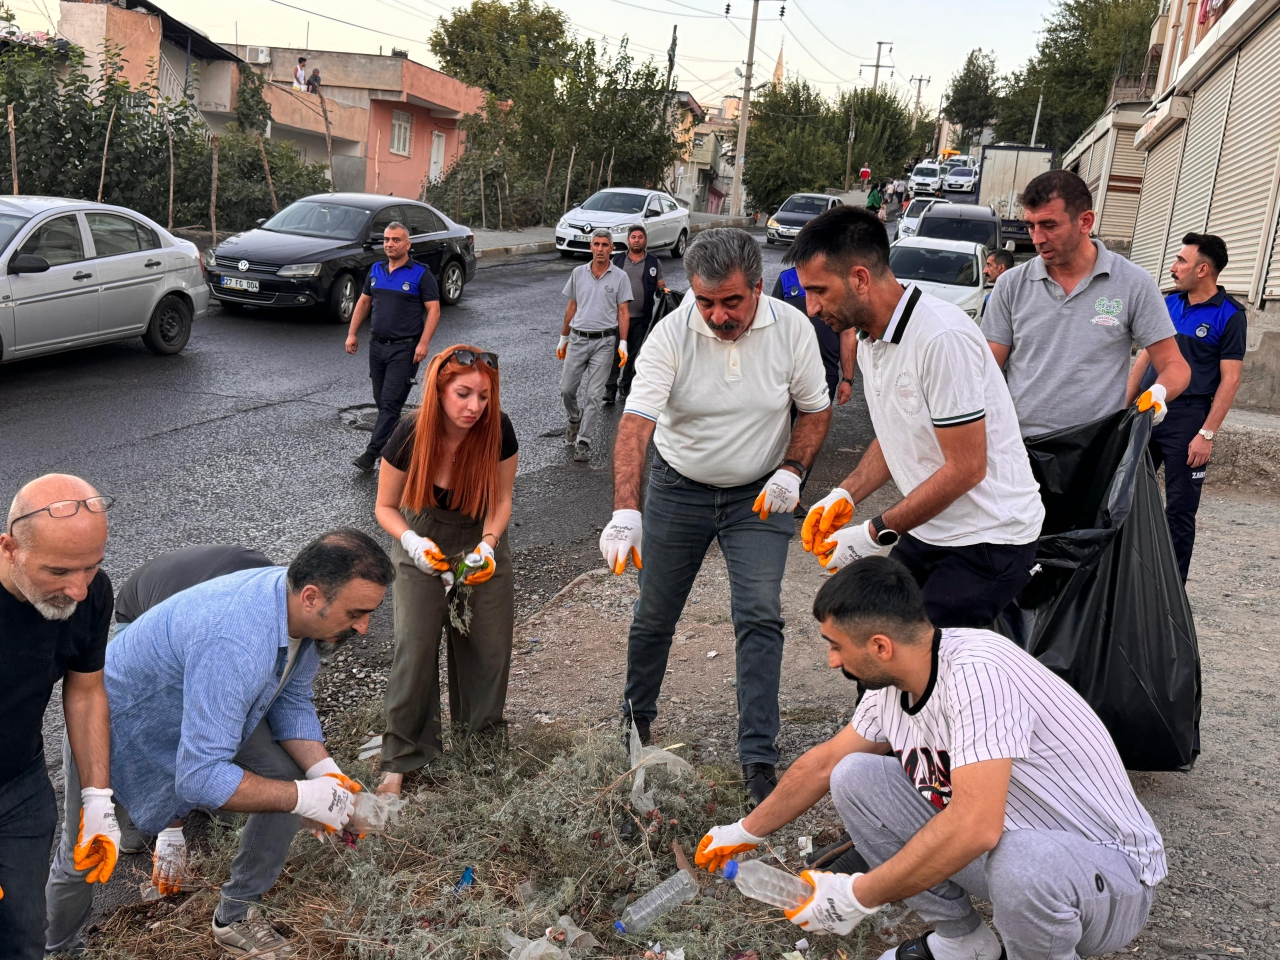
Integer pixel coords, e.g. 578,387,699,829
234,66,272,134
944,49,999,148
429,0,571,100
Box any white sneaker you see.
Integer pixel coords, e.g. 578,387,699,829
212,907,297,958
876,923,1005,960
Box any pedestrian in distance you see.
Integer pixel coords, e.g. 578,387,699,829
0,476,119,960
373,346,517,797
558,229,631,463
293,56,307,91
982,170,1190,438
601,227,832,803
788,206,1044,629
859,164,871,192
306,67,322,94
605,224,668,405
1126,233,1246,583
696,557,1166,960
866,183,882,214
983,248,1014,312
346,221,442,471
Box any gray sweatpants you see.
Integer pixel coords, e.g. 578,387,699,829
830,753,1153,960
560,331,616,447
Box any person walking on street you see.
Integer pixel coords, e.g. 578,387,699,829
373,347,517,797
0,475,119,960
346,222,441,471
559,229,631,463
696,558,1166,960
789,207,1044,628
859,165,871,191
866,183,882,214
601,228,832,803
982,171,1190,438
605,225,668,404
1126,233,1246,583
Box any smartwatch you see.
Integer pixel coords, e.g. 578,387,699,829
871,515,899,546
782,459,807,476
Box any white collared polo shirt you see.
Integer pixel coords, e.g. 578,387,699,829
859,284,1044,547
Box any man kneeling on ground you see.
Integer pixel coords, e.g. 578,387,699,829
696,557,1165,960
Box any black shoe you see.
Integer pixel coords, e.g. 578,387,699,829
891,934,1006,960
352,450,377,471
621,717,651,750
602,392,616,405
805,831,871,874
743,762,777,805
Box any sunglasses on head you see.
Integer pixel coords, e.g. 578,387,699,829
446,349,498,370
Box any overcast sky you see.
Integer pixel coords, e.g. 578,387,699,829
13,0,1050,110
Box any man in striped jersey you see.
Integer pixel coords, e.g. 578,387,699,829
696,557,1165,960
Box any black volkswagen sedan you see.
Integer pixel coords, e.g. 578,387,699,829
202,193,476,322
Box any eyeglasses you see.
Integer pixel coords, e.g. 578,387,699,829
446,349,498,370
8,496,115,535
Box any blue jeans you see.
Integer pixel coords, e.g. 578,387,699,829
0,756,58,960
622,457,794,765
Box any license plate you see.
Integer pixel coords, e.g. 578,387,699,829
574,233,592,242
221,277,259,292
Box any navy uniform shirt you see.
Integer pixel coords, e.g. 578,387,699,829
364,259,439,340
773,266,840,398
1141,287,1247,400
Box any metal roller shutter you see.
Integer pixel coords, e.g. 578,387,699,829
1206,11,1280,295
1162,57,1237,277
1100,132,1147,240
1076,142,1095,182
1087,133,1110,195
1131,127,1185,279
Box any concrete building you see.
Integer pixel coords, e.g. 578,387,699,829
1061,99,1151,252
666,91,707,210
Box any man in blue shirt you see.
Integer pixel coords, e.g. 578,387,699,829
771,266,857,405
1127,233,1246,582
344,221,441,471
44,529,395,959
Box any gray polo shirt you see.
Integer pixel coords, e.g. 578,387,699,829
562,262,633,332
982,240,1174,437
621,254,663,318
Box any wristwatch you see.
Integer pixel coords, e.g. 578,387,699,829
841,376,854,386
1198,428,1215,441
870,514,899,546
782,459,807,476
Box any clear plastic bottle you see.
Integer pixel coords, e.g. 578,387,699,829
614,870,700,934
722,859,813,911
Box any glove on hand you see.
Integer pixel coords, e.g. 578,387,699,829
694,819,764,873
462,540,497,585
152,826,188,896
618,339,629,368
816,520,888,574
75,788,121,884
784,870,881,935
801,488,856,552
401,530,449,575
557,334,570,360
600,509,643,575
1137,383,1168,425
305,757,363,796
292,777,355,832
752,469,801,521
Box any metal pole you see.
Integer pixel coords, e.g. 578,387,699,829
1029,85,1044,148
844,94,855,192
728,0,760,218
7,104,17,195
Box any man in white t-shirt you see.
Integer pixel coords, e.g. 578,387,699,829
786,206,1044,628
696,557,1165,960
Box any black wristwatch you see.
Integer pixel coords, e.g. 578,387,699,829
841,376,853,386
782,459,807,476
871,514,899,546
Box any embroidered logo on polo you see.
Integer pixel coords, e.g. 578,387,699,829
1091,296,1123,326
893,372,925,415
1195,323,1210,338
649,266,657,276
402,282,411,291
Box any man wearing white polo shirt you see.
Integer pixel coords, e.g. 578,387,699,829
600,228,832,803
788,206,1044,628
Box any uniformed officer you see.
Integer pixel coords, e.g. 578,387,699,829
605,225,667,404
345,221,441,471
1127,232,1246,582
771,266,857,405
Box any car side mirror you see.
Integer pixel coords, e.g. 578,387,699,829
1004,240,1016,252
365,233,385,248
256,218,267,226
645,209,659,219
8,254,50,275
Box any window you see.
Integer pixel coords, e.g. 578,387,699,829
645,197,662,218
390,110,412,156
263,201,370,240
581,191,646,214
780,196,828,215
370,205,406,238
405,205,445,236
888,247,980,287
136,221,160,250
917,216,996,247
86,213,144,257
430,131,447,181
0,213,30,252
662,197,679,214
19,215,84,266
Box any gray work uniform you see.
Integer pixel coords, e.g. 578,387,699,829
981,240,1175,437
560,262,632,447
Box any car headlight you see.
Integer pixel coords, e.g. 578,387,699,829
201,247,217,268
277,263,323,278
767,218,780,228
611,225,629,234
964,307,979,317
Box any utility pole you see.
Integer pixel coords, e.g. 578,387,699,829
665,25,677,92
909,75,930,127
729,0,760,218
859,41,893,92
844,94,856,191
1029,84,1045,148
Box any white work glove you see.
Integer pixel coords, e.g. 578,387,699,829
784,870,881,935
617,339,629,368
462,540,496,585
1136,382,1167,425
801,487,856,552
441,570,456,590
304,756,363,795
694,819,765,873
815,520,889,574
75,787,121,884
600,508,643,575
401,530,449,575
557,333,570,360
752,468,802,521
152,826,187,896
292,776,355,832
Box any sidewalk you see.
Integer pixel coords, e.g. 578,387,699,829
471,213,753,260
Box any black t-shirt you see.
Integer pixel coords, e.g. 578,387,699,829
1,569,112,785
115,544,273,624
381,411,518,509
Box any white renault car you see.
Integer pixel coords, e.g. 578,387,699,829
898,197,949,239
889,236,990,319
0,196,208,363
943,167,977,192
556,187,690,258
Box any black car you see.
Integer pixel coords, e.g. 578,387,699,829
915,203,1010,253
766,193,843,244
203,193,477,323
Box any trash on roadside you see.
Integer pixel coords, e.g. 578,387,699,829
454,866,475,893
706,651,718,659
516,879,536,902
795,836,813,856
504,929,569,960
781,952,805,960
794,938,810,955
615,870,699,933
554,915,601,950
357,735,383,760
626,722,692,813
345,790,405,836
871,903,911,945
643,944,684,960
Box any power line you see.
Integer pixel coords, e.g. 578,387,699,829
779,19,855,84
790,1,868,61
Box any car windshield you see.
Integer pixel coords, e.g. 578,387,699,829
580,191,647,214
0,212,31,251
918,216,997,247
913,166,939,177
780,196,828,215
905,200,933,217
262,201,370,239
949,168,973,177
890,246,980,287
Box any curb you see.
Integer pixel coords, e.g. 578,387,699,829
1208,410,1280,487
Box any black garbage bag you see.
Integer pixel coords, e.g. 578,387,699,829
652,289,684,324
994,407,1201,771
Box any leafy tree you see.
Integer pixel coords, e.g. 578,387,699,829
429,0,571,101
944,49,999,148
234,66,272,134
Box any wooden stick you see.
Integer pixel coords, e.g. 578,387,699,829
456,177,461,223
563,143,576,214
97,103,116,202
540,147,555,226
479,168,486,230
7,103,17,194
607,145,615,187
374,128,381,193
209,133,219,244
586,160,594,201
597,152,606,192
504,173,511,230
164,115,174,229
256,133,278,213
496,167,503,231
318,91,334,192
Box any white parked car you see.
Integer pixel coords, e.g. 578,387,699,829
909,163,944,196
0,197,208,363
898,197,949,238
889,236,990,319
943,167,977,192
556,188,689,259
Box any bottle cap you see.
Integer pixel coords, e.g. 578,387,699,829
722,860,739,880
614,921,626,933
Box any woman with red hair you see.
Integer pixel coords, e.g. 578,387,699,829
372,345,517,796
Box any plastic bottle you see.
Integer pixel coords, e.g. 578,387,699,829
722,859,813,911
614,870,700,934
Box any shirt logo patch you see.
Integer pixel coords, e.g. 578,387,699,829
606,285,615,294
1195,323,1210,338
893,372,925,415
649,266,657,276
1091,296,1123,325
402,282,411,291
1090,315,1120,326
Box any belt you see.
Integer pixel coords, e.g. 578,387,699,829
372,335,418,345
571,327,619,340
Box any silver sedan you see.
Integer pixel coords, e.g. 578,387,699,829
0,197,209,364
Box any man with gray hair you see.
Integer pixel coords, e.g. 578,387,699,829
0,474,119,959
600,227,831,803
558,229,632,462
